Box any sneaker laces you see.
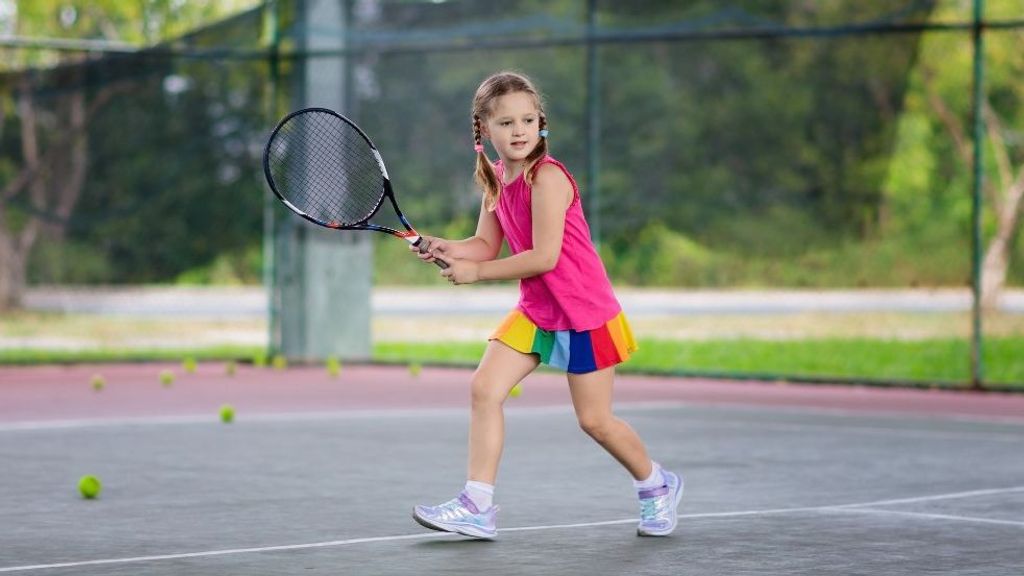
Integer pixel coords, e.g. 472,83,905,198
440,499,465,516
639,497,660,520
638,484,670,520
432,492,480,521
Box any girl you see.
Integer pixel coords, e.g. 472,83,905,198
410,71,682,539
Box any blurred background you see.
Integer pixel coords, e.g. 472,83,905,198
0,0,1021,389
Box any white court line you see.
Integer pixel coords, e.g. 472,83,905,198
667,418,1024,443
0,405,590,432
0,533,449,573
0,507,819,573
829,486,1024,508
631,400,1024,428
1,486,1021,573
3,401,1023,444
829,507,1024,528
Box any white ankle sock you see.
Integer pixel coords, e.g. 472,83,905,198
633,461,665,490
464,480,494,511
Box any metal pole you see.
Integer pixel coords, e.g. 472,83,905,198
585,0,601,247
263,0,280,358
969,0,986,390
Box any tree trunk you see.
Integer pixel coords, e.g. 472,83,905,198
0,83,42,311
980,173,1024,309
0,77,113,309
0,233,28,311
43,90,89,240
922,71,1023,310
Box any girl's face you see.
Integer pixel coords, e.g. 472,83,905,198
483,91,541,164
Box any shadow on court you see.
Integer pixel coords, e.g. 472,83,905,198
0,363,1022,575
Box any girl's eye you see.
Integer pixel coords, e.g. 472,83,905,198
526,118,535,124
500,121,511,127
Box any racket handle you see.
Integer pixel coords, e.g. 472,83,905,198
413,237,449,269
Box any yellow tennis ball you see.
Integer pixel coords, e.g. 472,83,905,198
159,369,175,387
272,355,287,370
219,404,235,424
78,475,101,499
408,362,422,377
182,357,197,373
225,361,237,376
90,374,106,391
508,384,522,398
325,357,341,378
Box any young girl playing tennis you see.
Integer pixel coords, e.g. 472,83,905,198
410,71,682,539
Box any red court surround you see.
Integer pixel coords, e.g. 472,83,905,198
1,363,1022,424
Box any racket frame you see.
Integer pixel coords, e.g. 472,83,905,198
263,107,428,249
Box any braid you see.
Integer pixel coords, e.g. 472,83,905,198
524,114,548,186
473,115,501,211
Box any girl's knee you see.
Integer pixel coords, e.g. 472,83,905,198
577,413,614,442
470,370,509,407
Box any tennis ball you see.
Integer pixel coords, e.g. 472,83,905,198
408,362,422,377
325,356,341,378
219,404,235,424
252,351,267,368
508,384,522,398
225,361,237,377
78,475,101,499
182,356,197,373
272,354,287,370
90,374,106,392
159,369,175,387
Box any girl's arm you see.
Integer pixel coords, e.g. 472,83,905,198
442,163,571,283
414,195,504,264
446,196,505,261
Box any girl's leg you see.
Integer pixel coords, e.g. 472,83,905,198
568,366,683,537
567,366,653,480
412,341,538,539
467,340,539,484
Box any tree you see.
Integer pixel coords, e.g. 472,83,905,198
909,1,1023,307
0,0,258,309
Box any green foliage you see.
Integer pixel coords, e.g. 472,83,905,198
5,1,1023,290
372,337,1024,388
6,1,261,48
0,345,260,365
598,211,970,288
373,214,480,285
4,338,1021,387
174,246,261,285
27,239,114,284
604,222,712,286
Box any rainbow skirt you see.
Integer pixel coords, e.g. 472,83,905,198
489,310,638,374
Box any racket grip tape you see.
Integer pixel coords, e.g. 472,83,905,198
414,237,450,270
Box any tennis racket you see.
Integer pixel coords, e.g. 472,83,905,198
263,107,447,269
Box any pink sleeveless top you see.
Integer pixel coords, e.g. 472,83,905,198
493,156,622,331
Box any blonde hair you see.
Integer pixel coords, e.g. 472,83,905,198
472,71,548,211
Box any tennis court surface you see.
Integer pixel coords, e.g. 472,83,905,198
1,363,1022,575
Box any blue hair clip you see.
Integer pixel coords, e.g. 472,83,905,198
539,129,549,138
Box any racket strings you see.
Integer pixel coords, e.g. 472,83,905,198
267,111,386,226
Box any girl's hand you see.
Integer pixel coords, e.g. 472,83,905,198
436,254,480,285
411,235,451,265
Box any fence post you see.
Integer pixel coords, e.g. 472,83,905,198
271,0,373,363
969,0,986,390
